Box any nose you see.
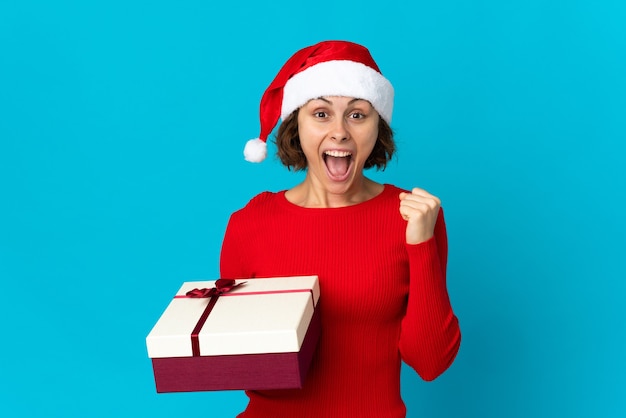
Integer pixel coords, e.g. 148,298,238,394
330,118,349,142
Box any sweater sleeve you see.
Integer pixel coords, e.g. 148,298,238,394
398,208,461,381
220,211,248,280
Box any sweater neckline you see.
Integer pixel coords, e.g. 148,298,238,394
276,184,395,213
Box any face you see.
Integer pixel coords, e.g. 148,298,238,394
297,96,380,195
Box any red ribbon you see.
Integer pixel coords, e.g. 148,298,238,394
178,279,246,356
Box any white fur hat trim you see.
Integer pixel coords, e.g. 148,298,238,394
281,60,394,123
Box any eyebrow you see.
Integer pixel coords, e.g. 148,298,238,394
314,97,367,105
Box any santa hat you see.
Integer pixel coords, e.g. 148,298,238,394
244,40,394,162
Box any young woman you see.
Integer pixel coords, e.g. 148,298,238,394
220,40,461,418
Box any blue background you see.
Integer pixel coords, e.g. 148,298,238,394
1,1,625,417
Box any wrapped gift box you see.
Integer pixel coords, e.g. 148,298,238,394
146,275,320,393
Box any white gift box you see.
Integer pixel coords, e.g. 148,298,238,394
146,275,320,392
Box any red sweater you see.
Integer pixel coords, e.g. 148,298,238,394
220,184,461,418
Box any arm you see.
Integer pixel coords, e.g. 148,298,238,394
219,213,247,280
398,190,461,380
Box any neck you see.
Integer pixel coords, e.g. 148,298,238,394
285,175,384,208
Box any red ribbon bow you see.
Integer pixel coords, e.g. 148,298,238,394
185,279,245,298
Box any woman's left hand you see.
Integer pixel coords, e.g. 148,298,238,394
399,188,441,245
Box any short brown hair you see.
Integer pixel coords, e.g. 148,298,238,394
274,110,395,171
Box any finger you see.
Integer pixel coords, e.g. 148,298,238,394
400,203,432,220
410,187,433,198
398,200,411,220
400,195,432,211
411,187,441,203
401,194,440,210
400,188,439,203
401,201,430,211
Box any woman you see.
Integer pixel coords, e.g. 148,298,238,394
220,40,461,418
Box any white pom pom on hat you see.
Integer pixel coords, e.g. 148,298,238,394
243,138,267,163
244,40,394,163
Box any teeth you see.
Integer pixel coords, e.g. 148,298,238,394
324,150,352,157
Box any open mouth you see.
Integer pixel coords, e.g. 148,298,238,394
323,150,353,180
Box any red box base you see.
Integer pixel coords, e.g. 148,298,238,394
151,304,321,392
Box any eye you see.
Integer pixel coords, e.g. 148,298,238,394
348,112,366,119
314,111,328,118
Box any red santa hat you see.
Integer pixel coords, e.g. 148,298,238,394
244,40,394,162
